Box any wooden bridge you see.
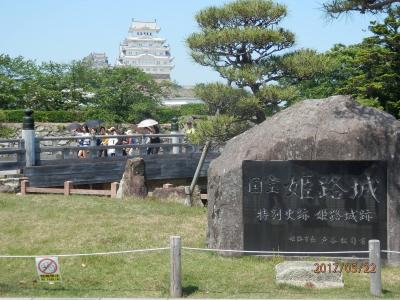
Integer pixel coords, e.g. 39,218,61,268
0,134,219,189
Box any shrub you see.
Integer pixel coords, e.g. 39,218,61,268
0,110,25,122
0,124,15,138
155,104,208,124
156,107,180,123
0,103,210,124
0,110,87,123
178,103,208,116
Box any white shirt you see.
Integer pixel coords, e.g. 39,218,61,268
107,136,118,155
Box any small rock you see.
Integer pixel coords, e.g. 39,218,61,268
0,178,20,193
153,186,185,200
57,140,69,146
41,141,53,147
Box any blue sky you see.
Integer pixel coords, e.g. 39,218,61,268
0,0,382,86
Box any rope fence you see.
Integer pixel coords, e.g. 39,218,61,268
0,247,169,259
1,237,399,297
5,247,400,258
181,247,371,255
382,250,400,254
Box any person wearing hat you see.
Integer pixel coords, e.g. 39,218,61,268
98,126,108,157
145,125,161,155
78,125,91,158
185,117,197,152
123,129,137,156
107,127,118,156
186,117,195,135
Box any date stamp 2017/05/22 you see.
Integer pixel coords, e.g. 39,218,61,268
313,262,376,274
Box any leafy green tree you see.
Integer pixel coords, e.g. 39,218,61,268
0,54,38,109
191,83,260,144
323,0,399,17
257,84,301,115
0,54,167,122
346,7,400,115
292,43,393,110
194,83,262,120
27,61,70,110
187,0,329,122
280,44,349,100
293,7,400,117
188,114,250,145
62,60,100,108
0,55,101,111
94,67,163,123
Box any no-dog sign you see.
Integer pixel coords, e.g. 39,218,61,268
35,256,61,282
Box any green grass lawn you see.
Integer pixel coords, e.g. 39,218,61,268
0,193,399,298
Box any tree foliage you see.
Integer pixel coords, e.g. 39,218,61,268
347,7,400,115
188,114,250,145
0,54,37,109
323,0,399,17
187,0,328,123
194,83,262,120
0,55,165,123
294,7,400,117
94,67,162,123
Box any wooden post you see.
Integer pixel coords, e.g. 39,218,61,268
20,180,29,195
90,136,97,158
170,235,182,298
111,182,119,198
17,140,25,168
62,149,69,160
184,186,191,206
369,239,382,297
140,134,147,156
187,141,211,206
171,117,180,154
21,109,36,167
64,181,72,196
34,139,40,165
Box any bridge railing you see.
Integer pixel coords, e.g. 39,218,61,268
0,110,213,171
35,133,198,161
0,132,213,171
0,138,25,171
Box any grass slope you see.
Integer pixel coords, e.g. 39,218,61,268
0,194,399,298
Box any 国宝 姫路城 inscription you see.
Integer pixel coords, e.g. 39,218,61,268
242,160,387,256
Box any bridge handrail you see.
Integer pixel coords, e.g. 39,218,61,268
0,148,25,155
36,133,186,141
0,138,23,143
38,143,191,153
0,139,26,170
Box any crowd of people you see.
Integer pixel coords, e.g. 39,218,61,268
72,124,162,158
70,117,196,159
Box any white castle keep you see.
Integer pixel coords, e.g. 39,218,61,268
116,19,174,80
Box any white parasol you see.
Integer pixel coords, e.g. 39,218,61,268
137,119,158,128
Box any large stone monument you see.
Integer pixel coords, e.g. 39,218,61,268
117,157,147,198
207,95,400,265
